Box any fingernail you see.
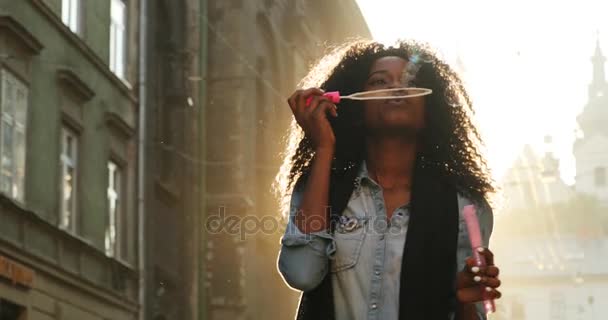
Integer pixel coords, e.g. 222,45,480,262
471,266,480,273
477,247,485,253
474,276,482,283
485,287,492,292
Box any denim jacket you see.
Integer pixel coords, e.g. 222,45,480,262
277,161,493,320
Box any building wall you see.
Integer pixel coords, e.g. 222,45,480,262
0,0,139,319
144,0,204,320
501,145,573,210
574,134,608,204
574,41,608,205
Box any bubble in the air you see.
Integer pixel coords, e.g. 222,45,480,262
409,54,420,64
401,53,422,87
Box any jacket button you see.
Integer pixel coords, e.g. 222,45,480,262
371,303,377,309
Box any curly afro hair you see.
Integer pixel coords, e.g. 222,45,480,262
274,39,495,216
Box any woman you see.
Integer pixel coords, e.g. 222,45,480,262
275,40,502,320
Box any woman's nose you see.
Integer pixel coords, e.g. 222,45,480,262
388,79,404,89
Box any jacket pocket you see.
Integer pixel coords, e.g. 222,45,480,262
330,215,368,272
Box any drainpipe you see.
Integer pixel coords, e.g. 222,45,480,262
198,0,208,318
137,0,148,319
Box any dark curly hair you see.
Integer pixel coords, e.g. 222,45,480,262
274,39,494,216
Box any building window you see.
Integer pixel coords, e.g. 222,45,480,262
61,0,81,34
59,127,78,232
0,299,25,320
595,167,606,187
0,69,27,202
105,161,123,258
109,0,127,79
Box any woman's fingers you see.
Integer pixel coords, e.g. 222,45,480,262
457,248,501,304
485,266,500,277
458,270,500,288
287,88,325,114
478,247,495,266
459,256,501,289
286,87,337,150
457,286,502,304
477,276,501,288
492,289,502,299
465,248,495,267
465,257,477,269
287,90,299,112
484,288,502,300
296,88,325,114
305,95,324,116
466,264,500,277
310,97,337,119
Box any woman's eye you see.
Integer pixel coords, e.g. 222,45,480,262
369,79,387,86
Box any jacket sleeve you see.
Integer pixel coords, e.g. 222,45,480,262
277,180,336,292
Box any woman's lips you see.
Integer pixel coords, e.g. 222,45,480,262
385,98,406,106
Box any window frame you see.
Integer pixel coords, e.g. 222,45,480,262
0,68,28,203
61,0,83,34
109,0,128,79
58,126,79,233
105,158,127,261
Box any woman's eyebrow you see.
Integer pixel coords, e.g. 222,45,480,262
367,70,389,78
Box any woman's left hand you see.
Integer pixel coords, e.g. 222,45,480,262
456,247,502,304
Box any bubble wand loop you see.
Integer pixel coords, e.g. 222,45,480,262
462,205,496,314
304,87,433,106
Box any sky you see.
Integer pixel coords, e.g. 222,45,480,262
355,0,608,185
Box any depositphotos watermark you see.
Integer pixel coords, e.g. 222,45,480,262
205,206,407,240
205,206,286,240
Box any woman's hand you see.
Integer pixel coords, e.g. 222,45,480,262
287,88,338,152
456,247,502,304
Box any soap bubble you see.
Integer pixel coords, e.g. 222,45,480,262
399,52,426,88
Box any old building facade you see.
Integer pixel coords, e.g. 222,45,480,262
0,0,140,319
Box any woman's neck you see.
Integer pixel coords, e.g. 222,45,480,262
365,134,417,189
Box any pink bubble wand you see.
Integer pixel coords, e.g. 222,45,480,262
462,205,496,314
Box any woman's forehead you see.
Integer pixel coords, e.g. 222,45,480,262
369,56,408,73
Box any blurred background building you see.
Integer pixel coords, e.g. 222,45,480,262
493,40,608,320
0,0,368,319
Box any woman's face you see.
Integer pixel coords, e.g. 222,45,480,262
362,56,426,135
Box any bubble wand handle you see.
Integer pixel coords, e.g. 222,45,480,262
305,91,342,106
462,205,496,314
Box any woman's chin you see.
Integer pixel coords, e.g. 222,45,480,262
380,116,417,128
369,122,420,136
